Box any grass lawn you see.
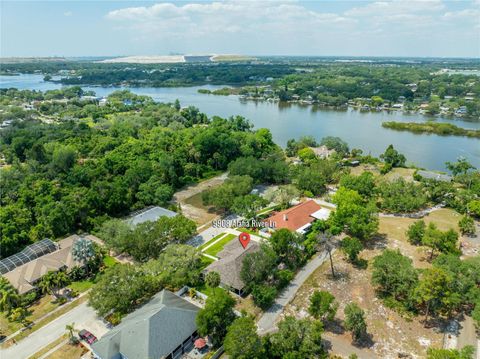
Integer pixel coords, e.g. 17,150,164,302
28,335,67,359
378,208,461,267
27,295,60,322
257,204,280,216
237,227,269,239
203,234,236,257
3,296,89,347
0,293,76,337
68,280,94,293
193,283,217,298
103,255,117,268
184,192,211,211
45,342,88,359
200,256,215,269
198,232,228,251
235,296,262,319
0,314,22,337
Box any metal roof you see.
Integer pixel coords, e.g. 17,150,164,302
0,239,57,275
126,206,177,226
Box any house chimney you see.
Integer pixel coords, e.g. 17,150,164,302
283,214,288,221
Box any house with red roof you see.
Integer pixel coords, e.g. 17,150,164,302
265,200,331,235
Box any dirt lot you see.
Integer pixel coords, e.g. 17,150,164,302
283,208,470,358
173,173,227,226
350,164,416,182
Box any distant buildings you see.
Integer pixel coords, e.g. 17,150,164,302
126,206,178,227
204,239,260,296
92,290,201,359
308,146,335,159
265,200,330,235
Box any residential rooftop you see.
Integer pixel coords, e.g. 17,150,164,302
2,235,97,294
126,206,178,226
204,239,260,293
266,200,322,234
92,289,201,359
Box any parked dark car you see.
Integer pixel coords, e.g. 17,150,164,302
79,329,97,344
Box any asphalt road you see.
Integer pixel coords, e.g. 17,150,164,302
0,302,107,359
257,250,330,334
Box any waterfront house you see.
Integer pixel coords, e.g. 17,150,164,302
309,146,335,159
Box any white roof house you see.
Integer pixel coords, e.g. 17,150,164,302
311,208,332,221
126,206,177,227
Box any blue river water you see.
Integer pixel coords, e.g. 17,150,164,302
1,74,479,171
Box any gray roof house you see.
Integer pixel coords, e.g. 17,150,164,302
126,206,177,227
417,170,452,182
92,290,200,359
204,239,260,296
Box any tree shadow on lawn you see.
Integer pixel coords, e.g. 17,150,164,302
354,332,375,349
365,233,388,251
324,318,346,335
325,269,350,282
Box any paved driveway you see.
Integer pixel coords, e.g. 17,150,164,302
0,302,108,359
257,250,330,333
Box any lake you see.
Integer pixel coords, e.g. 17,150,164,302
1,73,479,171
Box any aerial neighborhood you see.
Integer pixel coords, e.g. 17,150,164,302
1,5,480,356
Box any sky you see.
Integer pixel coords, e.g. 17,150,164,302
1,0,479,58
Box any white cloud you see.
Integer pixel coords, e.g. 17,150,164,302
106,1,354,39
64,11,73,17
104,0,480,57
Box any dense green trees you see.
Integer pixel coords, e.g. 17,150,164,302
371,248,480,324
344,303,368,343
308,290,338,322
196,288,236,347
405,221,460,259
339,172,376,198
224,316,263,359
340,237,364,264
330,188,379,240
0,92,278,257
97,215,196,262
89,264,157,317
406,220,426,245
458,216,476,235
202,175,254,213
380,144,406,173
228,155,289,184
378,178,428,213
265,316,327,358
371,250,418,303
89,244,203,317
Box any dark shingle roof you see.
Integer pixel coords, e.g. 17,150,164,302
205,240,260,291
91,290,200,359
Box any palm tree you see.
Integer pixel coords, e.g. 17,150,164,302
72,238,95,266
53,271,69,297
0,286,20,313
38,271,57,297
72,238,96,276
65,322,78,344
